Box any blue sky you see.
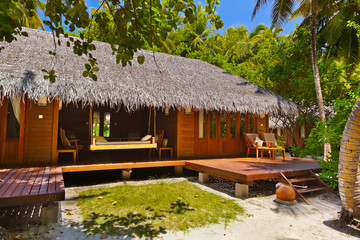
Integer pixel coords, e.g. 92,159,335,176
207,0,301,34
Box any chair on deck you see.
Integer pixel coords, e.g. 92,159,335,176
260,133,285,160
244,133,271,159
59,128,84,161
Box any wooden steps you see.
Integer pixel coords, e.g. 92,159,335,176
280,170,332,204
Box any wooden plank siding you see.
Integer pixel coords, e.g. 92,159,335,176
24,100,58,164
176,109,195,158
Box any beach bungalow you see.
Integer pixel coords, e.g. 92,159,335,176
0,28,299,166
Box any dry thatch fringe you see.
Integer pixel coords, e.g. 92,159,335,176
0,28,299,116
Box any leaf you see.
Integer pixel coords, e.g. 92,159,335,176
91,74,98,81
85,64,91,71
137,55,145,64
82,71,89,77
92,67,99,72
100,234,108,239
0,179,3,182
97,196,103,199
111,201,117,205
66,211,73,215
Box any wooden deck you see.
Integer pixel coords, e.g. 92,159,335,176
0,167,65,207
0,156,321,207
185,157,322,184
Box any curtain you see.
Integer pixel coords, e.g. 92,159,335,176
10,96,21,124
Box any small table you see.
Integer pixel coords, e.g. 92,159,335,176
159,147,173,160
57,149,77,163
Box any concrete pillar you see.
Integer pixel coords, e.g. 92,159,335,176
121,169,131,180
174,166,183,177
42,202,59,224
235,183,249,198
199,172,209,183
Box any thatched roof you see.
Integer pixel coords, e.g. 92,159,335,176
0,28,299,116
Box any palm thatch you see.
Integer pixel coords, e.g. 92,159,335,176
0,28,299,116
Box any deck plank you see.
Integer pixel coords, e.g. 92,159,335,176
20,168,41,196
0,169,11,180
11,168,35,197
47,167,57,193
30,167,45,195
1,168,28,198
55,167,64,192
0,169,24,198
39,167,50,194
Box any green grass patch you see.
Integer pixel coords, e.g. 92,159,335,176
76,181,244,238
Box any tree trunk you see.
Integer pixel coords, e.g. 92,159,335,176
310,0,331,160
339,98,360,220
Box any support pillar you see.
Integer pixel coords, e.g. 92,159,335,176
121,169,132,180
42,202,59,224
174,166,183,177
235,183,249,198
199,172,209,183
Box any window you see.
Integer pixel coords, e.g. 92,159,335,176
249,115,254,133
92,111,100,137
93,111,111,137
240,114,245,136
6,99,20,138
230,113,236,139
220,112,227,139
104,112,111,137
210,111,216,139
198,110,205,139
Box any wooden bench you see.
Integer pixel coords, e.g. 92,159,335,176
57,149,77,164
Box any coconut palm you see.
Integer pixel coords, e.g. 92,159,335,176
338,97,360,219
16,0,46,29
252,0,330,159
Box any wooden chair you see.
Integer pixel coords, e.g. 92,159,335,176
260,133,285,160
244,133,271,158
59,128,83,162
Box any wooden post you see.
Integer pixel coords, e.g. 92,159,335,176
154,107,156,137
17,97,26,163
0,98,8,163
121,169,132,180
147,106,152,135
42,202,59,224
235,183,249,197
174,166,183,177
89,105,93,144
199,172,209,183
51,100,59,163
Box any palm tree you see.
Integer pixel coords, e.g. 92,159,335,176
339,97,360,220
16,0,46,29
252,0,330,159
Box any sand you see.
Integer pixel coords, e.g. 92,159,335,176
39,178,360,240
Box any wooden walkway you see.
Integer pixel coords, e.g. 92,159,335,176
0,167,65,207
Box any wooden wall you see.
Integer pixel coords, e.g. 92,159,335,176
176,110,195,158
23,99,59,164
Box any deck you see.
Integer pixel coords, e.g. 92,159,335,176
0,156,321,207
185,157,322,184
0,167,65,207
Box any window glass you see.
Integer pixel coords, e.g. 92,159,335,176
103,112,111,137
240,114,245,136
92,111,100,137
221,112,227,139
210,112,216,139
6,100,20,138
249,115,254,133
198,110,205,139
230,113,236,139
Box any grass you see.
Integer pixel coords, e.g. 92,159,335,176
77,181,244,238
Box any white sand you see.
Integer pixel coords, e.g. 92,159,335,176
42,178,359,240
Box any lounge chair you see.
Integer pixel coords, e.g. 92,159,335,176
244,133,272,158
59,128,84,159
260,133,285,160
